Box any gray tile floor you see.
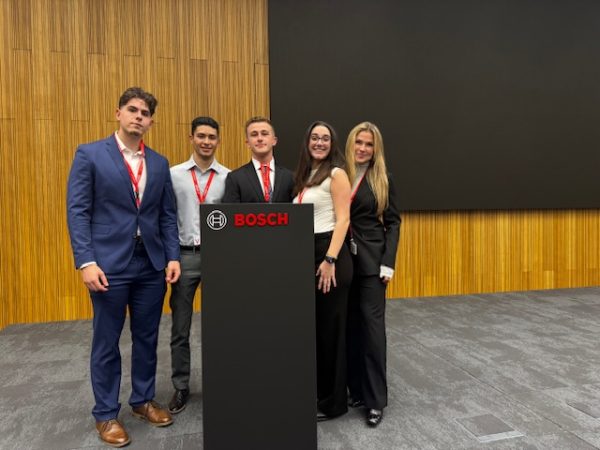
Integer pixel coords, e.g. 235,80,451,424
2,287,600,449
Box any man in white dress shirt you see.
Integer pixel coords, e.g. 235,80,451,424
168,116,230,413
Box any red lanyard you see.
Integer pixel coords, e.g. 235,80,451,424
351,169,368,202
116,135,145,208
190,169,216,204
349,169,368,239
297,188,307,204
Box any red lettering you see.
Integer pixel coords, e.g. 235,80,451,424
256,213,266,226
278,213,289,225
233,212,290,227
246,213,257,226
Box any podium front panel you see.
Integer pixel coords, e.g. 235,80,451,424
200,203,316,450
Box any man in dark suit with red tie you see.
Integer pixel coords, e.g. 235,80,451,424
67,87,181,447
222,116,294,203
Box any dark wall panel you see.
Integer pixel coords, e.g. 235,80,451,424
269,0,600,210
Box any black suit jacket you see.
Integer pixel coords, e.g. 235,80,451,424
350,174,401,276
222,161,295,203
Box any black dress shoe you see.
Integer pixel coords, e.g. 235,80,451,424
348,397,365,408
168,389,189,414
367,409,383,427
317,408,347,422
317,410,331,422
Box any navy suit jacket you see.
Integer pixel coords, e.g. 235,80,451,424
222,161,294,203
67,135,180,273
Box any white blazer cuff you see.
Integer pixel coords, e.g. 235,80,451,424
380,265,394,279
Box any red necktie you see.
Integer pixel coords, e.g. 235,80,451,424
261,164,271,202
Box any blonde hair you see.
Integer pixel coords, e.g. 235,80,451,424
345,122,389,218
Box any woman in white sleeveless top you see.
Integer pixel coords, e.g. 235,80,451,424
293,121,353,421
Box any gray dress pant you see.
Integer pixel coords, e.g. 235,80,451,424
169,248,202,390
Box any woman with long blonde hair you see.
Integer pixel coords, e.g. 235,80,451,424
344,122,400,427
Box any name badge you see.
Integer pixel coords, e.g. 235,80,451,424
349,238,358,255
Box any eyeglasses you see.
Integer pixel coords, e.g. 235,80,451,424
310,134,331,143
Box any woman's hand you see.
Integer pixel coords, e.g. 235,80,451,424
316,260,337,293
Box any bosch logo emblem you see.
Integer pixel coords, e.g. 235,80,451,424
207,210,227,230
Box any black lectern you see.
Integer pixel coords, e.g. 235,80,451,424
200,203,317,450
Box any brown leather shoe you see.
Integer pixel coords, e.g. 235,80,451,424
95,419,131,448
131,400,173,427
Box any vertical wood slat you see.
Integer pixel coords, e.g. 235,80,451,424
69,0,89,122
48,0,72,53
86,0,106,55
2,0,600,330
253,0,269,64
120,0,142,56
187,59,210,120
10,0,32,50
220,0,243,62
0,0,15,118
0,119,17,330
31,8,51,117
184,0,209,60
150,0,177,59
87,53,112,128
253,63,270,117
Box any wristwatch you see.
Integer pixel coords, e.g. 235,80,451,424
324,255,337,264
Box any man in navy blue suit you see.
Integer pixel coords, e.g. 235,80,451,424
67,87,181,447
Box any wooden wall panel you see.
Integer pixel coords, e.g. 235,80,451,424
254,63,270,117
0,120,17,330
205,58,224,125
86,0,106,55
253,0,269,64
184,0,209,60
220,0,244,62
122,55,144,92
149,0,178,59
185,59,210,122
48,0,72,53
10,0,31,50
0,0,14,118
119,0,142,56
154,57,178,126
69,0,90,121
387,211,600,299
87,54,112,128
1,0,600,330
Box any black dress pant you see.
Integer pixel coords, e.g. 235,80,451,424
314,232,353,417
346,273,388,410
169,248,202,391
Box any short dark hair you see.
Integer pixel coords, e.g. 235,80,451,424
245,116,275,136
191,116,220,135
118,87,158,116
